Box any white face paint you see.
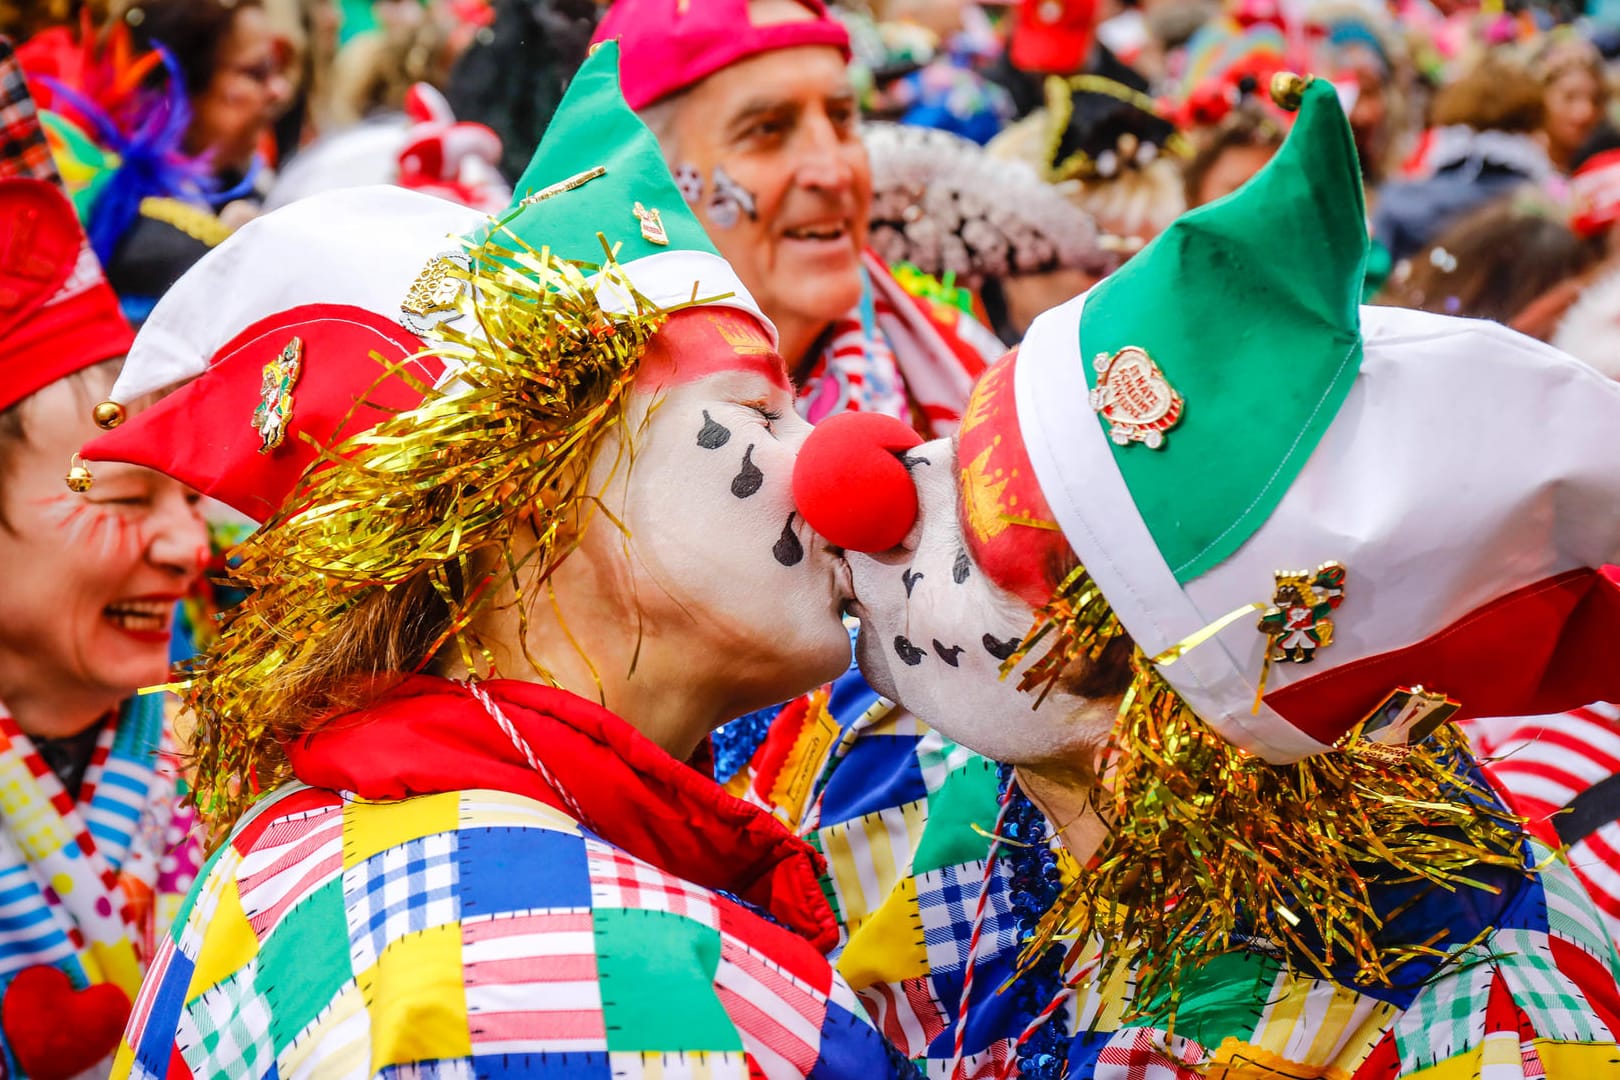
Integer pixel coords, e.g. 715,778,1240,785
847,436,1109,765
578,312,855,718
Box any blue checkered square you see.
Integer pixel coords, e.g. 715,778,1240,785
916,860,1018,976
343,831,460,970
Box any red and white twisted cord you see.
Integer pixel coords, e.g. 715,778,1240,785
463,679,591,828
947,786,1017,1078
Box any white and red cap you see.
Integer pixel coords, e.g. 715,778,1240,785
79,186,483,522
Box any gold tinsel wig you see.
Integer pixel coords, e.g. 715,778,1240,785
179,231,721,836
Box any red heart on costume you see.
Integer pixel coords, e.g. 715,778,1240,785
0,179,81,348
2,964,132,1080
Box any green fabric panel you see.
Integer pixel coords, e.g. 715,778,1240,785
259,875,351,1048
594,908,743,1053
1128,948,1281,1047
912,755,1000,875
1077,79,1367,582
481,41,719,268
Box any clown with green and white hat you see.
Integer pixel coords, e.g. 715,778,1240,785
95,42,916,1080
795,73,1620,1077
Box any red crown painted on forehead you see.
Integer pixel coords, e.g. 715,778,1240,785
955,350,1076,609
638,308,789,391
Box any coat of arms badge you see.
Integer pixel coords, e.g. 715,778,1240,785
253,337,303,453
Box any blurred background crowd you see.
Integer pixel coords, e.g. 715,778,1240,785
6,0,1620,368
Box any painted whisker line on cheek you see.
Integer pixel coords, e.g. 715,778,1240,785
772,513,804,567
696,410,732,449
893,634,926,666
952,550,971,584
932,640,964,667
730,444,763,498
983,634,1019,661
99,514,138,559
902,569,924,596
40,498,86,530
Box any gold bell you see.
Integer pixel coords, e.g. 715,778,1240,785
65,454,93,493
93,400,126,430
1269,72,1312,113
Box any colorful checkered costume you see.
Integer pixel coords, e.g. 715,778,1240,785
114,678,913,1080
732,671,1620,1078
0,694,203,1076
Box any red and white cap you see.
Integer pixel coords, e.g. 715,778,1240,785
79,186,483,523
0,41,132,412
0,179,133,412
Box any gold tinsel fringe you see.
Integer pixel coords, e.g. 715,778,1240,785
182,224,715,839
1003,567,1528,1033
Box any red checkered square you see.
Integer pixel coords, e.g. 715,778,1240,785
584,838,720,927
1094,1027,1208,1080
857,976,946,1058
713,932,829,1080
463,910,608,1055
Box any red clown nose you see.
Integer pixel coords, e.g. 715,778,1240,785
793,411,924,553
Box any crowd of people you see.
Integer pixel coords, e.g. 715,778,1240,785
2,0,1620,1077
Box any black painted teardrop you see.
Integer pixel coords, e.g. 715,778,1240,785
773,514,805,567
697,409,731,449
902,569,924,596
953,550,971,584
982,633,1019,661
731,444,763,498
894,635,926,666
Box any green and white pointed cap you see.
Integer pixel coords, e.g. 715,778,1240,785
477,39,774,343
1013,74,1620,762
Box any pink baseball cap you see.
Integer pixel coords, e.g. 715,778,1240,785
594,0,852,110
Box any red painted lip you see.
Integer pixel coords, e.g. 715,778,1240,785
115,593,184,604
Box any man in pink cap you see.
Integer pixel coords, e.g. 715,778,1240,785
593,0,1003,438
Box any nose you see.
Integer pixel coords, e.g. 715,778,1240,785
145,491,210,579
793,113,857,193
792,411,922,552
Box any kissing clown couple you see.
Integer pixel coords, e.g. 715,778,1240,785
85,43,1620,1080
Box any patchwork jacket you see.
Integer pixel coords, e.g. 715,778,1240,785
112,677,913,1080
729,670,1620,1078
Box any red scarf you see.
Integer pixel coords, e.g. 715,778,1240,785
285,676,838,951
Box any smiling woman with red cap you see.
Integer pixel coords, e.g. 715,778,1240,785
595,0,1003,439
0,43,209,1080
